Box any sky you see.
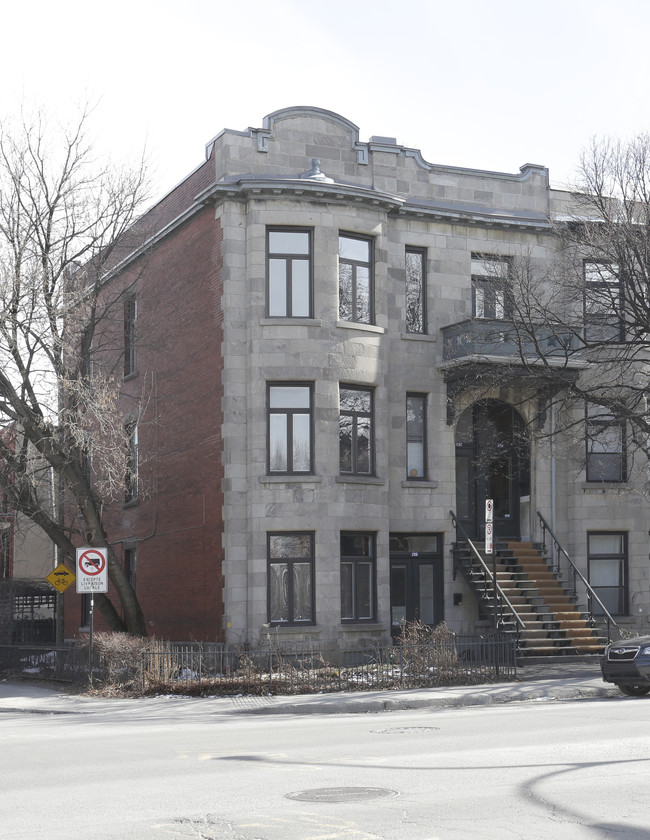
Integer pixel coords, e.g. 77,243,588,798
4,0,650,205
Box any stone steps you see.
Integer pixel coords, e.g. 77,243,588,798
454,539,606,658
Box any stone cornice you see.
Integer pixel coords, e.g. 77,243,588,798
195,176,551,231
194,177,405,213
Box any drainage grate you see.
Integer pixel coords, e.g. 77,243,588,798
286,787,399,803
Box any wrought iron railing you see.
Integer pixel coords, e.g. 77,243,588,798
536,510,616,642
441,318,582,363
450,510,526,650
139,637,516,694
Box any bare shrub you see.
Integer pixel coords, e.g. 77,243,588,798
90,632,152,691
396,620,459,684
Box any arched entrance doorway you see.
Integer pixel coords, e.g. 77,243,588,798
455,400,530,540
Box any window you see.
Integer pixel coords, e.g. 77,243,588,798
405,248,426,333
125,422,138,502
586,405,626,482
81,595,90,628
0,524,11,579
588,532,628,616
584,261,623,343
339,234,373,324
471,256,510,319
341,532,376,621
267,533,314,625
80,326,93,380
124,547,137,592
406,394,427,479
267,384,313,474
339,386,374,475
124,294,137,377
267,228,312,317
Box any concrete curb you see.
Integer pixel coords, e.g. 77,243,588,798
242,683,621,715
0,674,624,719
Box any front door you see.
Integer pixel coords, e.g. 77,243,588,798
454,400,529,540
389,534,443,639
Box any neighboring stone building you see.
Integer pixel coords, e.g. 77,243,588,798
63,106,649,647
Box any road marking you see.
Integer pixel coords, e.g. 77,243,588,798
238,813,383,838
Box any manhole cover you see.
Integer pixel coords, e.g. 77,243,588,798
286,787,398,803
371,726,440,734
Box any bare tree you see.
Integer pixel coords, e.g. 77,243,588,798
0,107,150,634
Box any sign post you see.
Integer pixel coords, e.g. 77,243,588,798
76,548,108,685
484,499,499,676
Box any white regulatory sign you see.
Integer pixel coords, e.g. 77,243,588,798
485,522,494,555
76,547,109,593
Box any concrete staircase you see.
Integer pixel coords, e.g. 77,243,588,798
454,540,606,657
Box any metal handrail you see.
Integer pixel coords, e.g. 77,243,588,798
536,511,616,642
450,511,526,631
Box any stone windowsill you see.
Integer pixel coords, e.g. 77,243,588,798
400,332,437,342
260,474,323,484
260,317,323,327
335,475,385,486
581,482,629,492
336,320,386,335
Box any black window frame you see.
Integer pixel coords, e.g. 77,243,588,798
267,383,314,474
0,523,11,579
123,293,137,378
583,261,624,344
586,405,626,483
338,233,374,324
406,393,427,480
340,532,377,623
124,546,137,592
267,532,315,626
339,385,375,476
588,531,628,616
124,421,139,504
80,325,94,381
405,247,426,333
81,594,91,628
471,255,511,320
266,227,313,318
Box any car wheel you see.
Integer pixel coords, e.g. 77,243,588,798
618,683,650,697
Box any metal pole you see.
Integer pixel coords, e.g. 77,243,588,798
88,594,94,688
492,543,500,678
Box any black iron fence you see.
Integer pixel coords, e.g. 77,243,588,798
142,636,516,695
0,644,90,684
0,581,56,645
0,635,517,694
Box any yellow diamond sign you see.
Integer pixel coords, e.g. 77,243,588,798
46,564,75,593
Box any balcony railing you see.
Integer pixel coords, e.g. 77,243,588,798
441,318,582,364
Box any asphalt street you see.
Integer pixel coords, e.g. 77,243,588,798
2,663,647,840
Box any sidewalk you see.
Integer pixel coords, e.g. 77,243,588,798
0,660,622,719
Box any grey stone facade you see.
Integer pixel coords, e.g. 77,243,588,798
203,107,648,648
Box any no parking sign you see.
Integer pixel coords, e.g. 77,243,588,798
76,547,109,593
485,499,494,554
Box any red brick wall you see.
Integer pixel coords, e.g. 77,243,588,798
64,207,225,641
